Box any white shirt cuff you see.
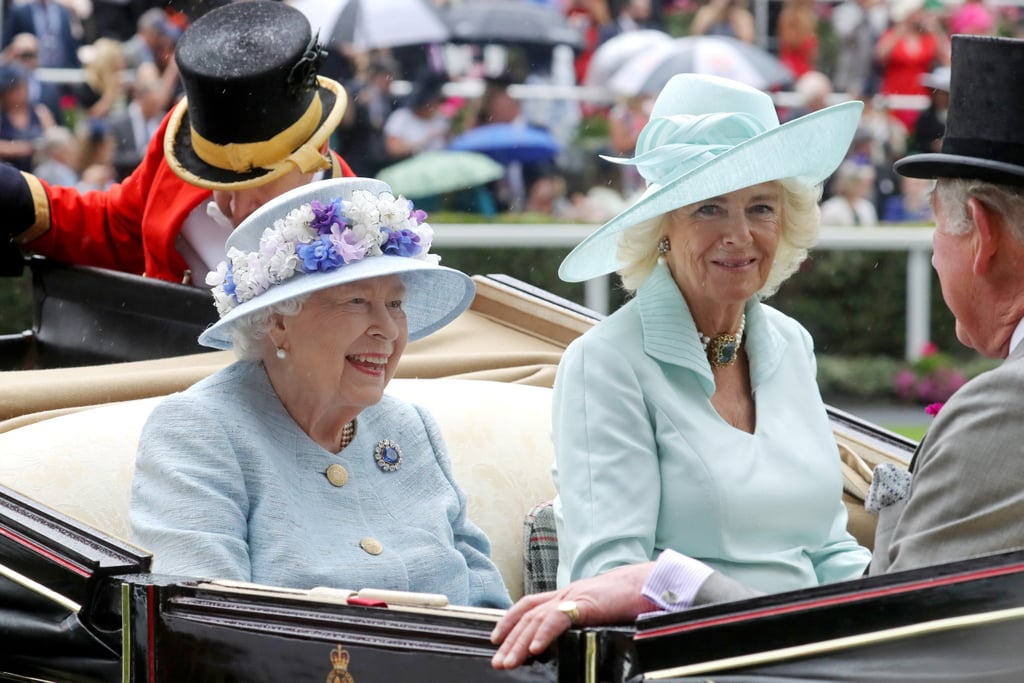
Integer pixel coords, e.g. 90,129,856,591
640,549,715,615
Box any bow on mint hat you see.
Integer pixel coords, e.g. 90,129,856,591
198,177,475,350
559,74,863,282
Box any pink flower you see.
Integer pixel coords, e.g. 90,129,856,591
925,403,944,417
921,341,939,357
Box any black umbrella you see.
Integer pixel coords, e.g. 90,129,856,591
290,0,449,50
442,1,584,51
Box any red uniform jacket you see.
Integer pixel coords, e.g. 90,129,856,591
26,112,354,283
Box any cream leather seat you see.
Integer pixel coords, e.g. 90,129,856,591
0,378,556,601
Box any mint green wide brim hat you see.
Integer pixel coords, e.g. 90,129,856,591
198,177,475,350
559,74,863,282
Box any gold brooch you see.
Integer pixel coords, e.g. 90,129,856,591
699,313,745,368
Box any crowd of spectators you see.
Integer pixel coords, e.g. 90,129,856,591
0,0,188,192
3,0,1022,225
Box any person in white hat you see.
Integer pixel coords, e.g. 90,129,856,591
493,72,870,667
129,177,510,608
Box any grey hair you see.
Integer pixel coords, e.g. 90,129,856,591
934,178,1024,243
229,294,311,361
616,178,823,297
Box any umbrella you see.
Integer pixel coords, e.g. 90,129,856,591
583,29,674,88
442,1,584,51
448,124,561,165
287,0,449,50
606,36,795,97
377,150,505,199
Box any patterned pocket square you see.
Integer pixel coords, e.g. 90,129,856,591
865,463,913,514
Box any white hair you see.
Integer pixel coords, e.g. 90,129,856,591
616,178,823,297
934,178,1024,243
229,294,311,361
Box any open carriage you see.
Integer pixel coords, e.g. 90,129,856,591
1,258,1022,682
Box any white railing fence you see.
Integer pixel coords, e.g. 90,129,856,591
432,224,935,362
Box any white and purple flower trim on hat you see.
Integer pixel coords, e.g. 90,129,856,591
205,190,437,315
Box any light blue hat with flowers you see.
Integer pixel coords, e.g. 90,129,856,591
198,177,475,349
559,74,863,282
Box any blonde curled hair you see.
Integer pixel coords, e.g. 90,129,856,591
616,178,823,297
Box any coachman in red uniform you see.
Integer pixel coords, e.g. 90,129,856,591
0,1,354,285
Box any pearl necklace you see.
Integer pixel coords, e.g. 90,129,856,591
698,314,746,368
339,421,356,450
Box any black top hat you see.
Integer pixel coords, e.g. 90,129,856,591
896,36,1024,186
164,0,347,191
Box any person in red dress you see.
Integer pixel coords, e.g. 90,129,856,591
0,1,355,284
776,0,819,79
875,0,949,130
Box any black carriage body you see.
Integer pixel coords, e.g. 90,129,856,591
4,481,1024,682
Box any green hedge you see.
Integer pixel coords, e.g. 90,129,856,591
817,353,999,402
769,249,966,359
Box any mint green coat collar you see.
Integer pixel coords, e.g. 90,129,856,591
636,262,787,396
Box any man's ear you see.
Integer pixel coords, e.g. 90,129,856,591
968,196,999,275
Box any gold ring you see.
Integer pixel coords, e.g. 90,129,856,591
557,600,580,627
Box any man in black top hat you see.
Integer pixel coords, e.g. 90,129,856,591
870,34,1024,574
0,1,355,285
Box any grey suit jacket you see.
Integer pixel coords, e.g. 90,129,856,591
870,341,1024,574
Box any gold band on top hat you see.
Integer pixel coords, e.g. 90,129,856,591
190,95,324,173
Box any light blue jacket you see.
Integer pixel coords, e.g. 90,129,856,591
130,361,511,608
553,263,870,591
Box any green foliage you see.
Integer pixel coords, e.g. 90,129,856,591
887,424,928,441
816,353,999,402
438,246,602,307
912,344,957,375
575,113,610,144
816,354,905,400
769,249,965,359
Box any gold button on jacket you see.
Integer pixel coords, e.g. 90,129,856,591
359,537,383,555
326,464,348,487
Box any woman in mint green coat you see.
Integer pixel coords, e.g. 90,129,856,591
551,74,871,602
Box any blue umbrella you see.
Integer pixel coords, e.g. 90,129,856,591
448,124,561,165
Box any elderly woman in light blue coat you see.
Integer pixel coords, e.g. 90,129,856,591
551,74,871,599
129,177,510,608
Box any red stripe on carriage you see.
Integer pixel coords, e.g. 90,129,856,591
636,561,1024,640
0,526,91,577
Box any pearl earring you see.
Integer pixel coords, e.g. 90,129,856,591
657,237,670,264
276,347,287,360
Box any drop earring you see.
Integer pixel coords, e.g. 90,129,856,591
276,347,287,360
657,237,670,264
